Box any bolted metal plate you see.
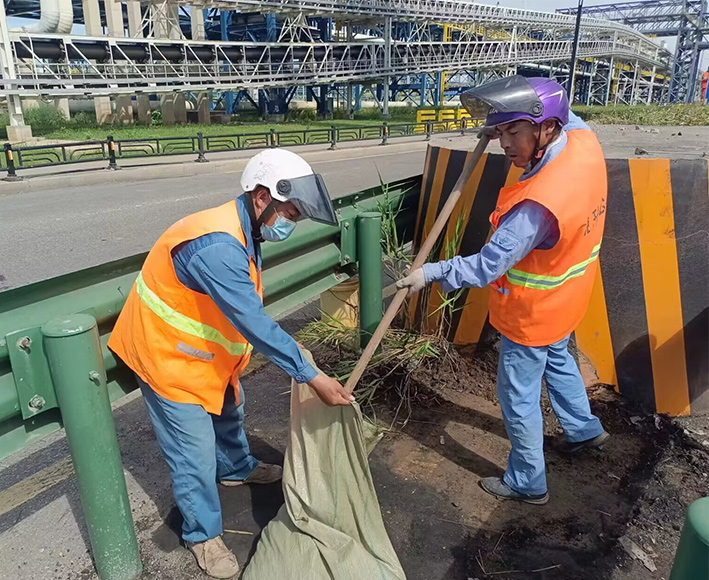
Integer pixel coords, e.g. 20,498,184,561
6,327,58,420
339,218,357,266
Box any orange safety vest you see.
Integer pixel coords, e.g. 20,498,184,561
488,129,607,347
108,201,262,414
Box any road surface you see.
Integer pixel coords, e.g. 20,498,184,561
0,147,426,290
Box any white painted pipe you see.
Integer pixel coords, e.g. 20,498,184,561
56,0,74,34
14,0,60,33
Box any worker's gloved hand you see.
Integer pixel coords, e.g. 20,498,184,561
396,268,427,297
307,374,355,406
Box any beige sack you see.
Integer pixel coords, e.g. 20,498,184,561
242,351,406,580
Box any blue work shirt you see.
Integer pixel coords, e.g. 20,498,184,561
422,112,590,292
171,195,318,384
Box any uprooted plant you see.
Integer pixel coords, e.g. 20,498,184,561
301,176,472,424
299,315,451,425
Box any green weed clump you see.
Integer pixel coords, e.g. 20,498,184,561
573,103,709,126
300,317,444,418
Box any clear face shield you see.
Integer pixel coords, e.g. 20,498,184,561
275,174,338,226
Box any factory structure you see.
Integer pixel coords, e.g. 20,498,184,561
1,0,707,141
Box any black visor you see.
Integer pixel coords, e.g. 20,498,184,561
460,75,544,119
277,173,338,226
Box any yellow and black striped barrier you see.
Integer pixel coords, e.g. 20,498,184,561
412,145,709,417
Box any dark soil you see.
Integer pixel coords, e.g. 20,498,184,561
308,336,709,580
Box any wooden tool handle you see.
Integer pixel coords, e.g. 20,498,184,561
344,134,491,394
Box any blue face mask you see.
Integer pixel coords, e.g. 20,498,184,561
260,215,296,242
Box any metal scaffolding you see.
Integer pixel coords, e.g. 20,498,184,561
559,0,708,102
0,0,675,129
3,32,666,97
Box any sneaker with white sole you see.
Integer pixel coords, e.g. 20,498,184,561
219,462,283,487
186,536,239,579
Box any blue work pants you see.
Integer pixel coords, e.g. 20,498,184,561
497,334,604,496
136,375,259,543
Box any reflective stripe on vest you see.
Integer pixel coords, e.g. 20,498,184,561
135,272,253,356
505,243,601,291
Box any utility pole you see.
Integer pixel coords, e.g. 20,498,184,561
567,0,584,103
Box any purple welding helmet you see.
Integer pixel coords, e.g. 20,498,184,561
460,76,569,136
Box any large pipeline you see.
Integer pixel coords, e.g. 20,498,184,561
12,37,520,64
13,37,368,63
15,0,60,33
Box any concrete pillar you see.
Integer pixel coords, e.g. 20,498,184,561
346,83,353,119
174,94,187,124
191,7,206,40
161,94,176,125
82,0,102,35
197,93,210,124
136,95,151,124
115,95,133,124
169,4,181,39
1,0,32,141
54,98,70,120
94,96,113,125
104,0,124,37
127,3,143,37
6,124,33,143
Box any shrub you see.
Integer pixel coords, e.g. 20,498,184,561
151,109,163,125
0,113,9,140
573,103,709,126
67,111,98,130
288,108,317,123
25,105,67,135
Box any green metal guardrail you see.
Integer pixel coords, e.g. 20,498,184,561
1,120,471,179
0,175,420,461
0,175,419,578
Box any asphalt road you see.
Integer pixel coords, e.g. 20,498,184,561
0,148,426,290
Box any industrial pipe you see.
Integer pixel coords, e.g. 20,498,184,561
16,0,60,33
56,0,74,34
42,314,142,580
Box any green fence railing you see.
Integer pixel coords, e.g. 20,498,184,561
1,120,472,179
0,175,421,579
0,175,420,460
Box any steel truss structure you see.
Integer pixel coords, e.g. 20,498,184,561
0,0,674,119
2,32,667,96
559,0,708,102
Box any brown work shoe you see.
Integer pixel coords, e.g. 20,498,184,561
220,462,283,487
186,536,239,579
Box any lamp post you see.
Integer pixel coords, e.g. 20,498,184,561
568,0,584,103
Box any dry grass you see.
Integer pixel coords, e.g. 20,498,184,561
300,316,449,422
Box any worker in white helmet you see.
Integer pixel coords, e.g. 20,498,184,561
109,148,352,578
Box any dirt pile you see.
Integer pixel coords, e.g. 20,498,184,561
307,336,709,579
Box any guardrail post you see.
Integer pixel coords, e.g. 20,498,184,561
670,497,709,580
329,125,338,150
3,143,22,181
381,122,389,146
42,314,142,580
106,136,120,171
195,132,208,163
270,128,277,148
461,118,467,136
357,212,383,350
425,120,432,141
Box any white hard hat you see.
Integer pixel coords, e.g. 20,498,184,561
241,149,338,226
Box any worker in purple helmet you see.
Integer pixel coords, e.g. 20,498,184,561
398,76,609,505
461,75,571,169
